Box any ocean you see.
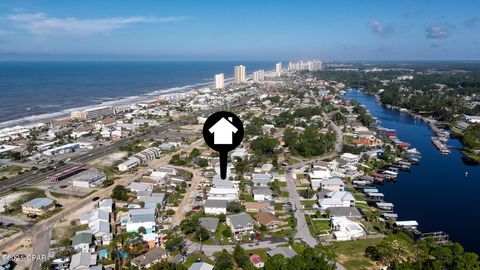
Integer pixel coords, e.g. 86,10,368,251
0,61,275,128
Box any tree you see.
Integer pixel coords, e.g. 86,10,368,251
138,226,146,234
233,244,250,268
180,213,200,235
111,185,128,201
165,233,184,252
218,213,226,222
264,254,286,270
214,250,234,270
165,209,175,216
222,227,232,238
227,201,242,214
194,227,210,242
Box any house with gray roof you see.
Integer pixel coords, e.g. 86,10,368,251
199,217,219,233
139,193,166,209
131,247,167,269
204,199,227,215
69,252,97,270
267,246,298,258
127,208,156,234
328,207,362,219
252,186,273,201
189,262,214,270
227,212,255,233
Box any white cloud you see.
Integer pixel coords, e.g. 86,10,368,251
370,20,394,37
6,12,187,37
425,23,454,39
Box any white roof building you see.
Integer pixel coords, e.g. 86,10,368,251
331,216,365,241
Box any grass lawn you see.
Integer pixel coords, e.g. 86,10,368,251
203,222,232,245
274,203,283,211
279,190,289,197
326,238,383,270
270,228,295,238
300,200,317,205
277,182,287,187
279,242,307,254
242,193,254,202
307,219,330,235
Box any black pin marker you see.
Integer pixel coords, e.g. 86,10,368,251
203,111,244,179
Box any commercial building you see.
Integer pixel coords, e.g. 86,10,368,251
234,65,246,84
21,197,55,215
71,106,114,120
70,169,106,188
214,73,225,89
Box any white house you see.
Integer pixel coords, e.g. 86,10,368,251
318,191,355,209
117,157,140,172
252,186,273,201
308,166,331,190
321,178,345,192
340,153,360,165
204,199,227,215
227,212,255,234
331,216,365,241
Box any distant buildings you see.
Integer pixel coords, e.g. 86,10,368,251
252,70,265,82
275,62,282,77
117,147,161,172
71,106,114,120
288,60,322,71
234,65,246,84
214,73,225,89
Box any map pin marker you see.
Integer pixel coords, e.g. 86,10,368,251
203,111,244,180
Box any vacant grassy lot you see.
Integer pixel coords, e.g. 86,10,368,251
326,238,383,270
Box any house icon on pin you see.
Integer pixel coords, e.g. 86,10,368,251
208,117,238,144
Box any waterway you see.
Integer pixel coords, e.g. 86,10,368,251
345,89,480,254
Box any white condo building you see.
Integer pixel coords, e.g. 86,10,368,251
275,62,282,77
234,65,246,84
252,70,265,82
214,73,224,89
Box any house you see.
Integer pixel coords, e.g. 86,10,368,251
131,247,168,269
321,178,345,192
252,186,273,201
328,207,362,219
79,209,110,225
89,219,112,245
127,208,156,234
21,197,55,216
127,182,152,193
267,246,297,259
250,254,265,268
204,199,227,215
150,167,177,179
98,199,113,213
72,232,94,253
331,216,365,241
199,217,219,233
318,191,355,209
251,173,272,187
208,117,238,144
69,252,97,270
340,153,359,165
308,167,331,190
245,201,273,213
231,148,248,159
189,262,214,270
227,212,255,234
118,157,140,172
139,193,166,209
254,212,280,229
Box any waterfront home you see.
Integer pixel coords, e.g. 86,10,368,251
331,216,365,241
227,212,255,234
131,247,168,269
204,199,227,215
267,246,297,259
189,262,214,270
252,186,273,201
376,202,394,212
72,232,95,253
395,220,419,231
318,191,355,209
455,121,470,132
320,178,345,192
366,192,385,203
126,208,156,234
21,197,55,216
199,217,219,233
250,254,265,268
254,212,280,229
69,252,97,270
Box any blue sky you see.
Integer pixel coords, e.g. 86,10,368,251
0,0,479,60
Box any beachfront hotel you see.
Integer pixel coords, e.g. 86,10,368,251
276,62,282,77
234,65,246,84
214,73,224,89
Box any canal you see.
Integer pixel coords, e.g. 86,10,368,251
346,89,480,254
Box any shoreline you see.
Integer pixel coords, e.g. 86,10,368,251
0,76,237,130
